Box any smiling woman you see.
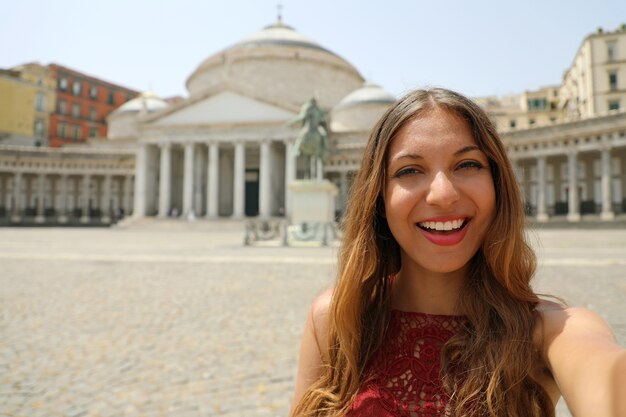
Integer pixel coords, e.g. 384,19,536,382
289,88,626,417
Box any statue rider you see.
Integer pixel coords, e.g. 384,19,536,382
288,97,329,180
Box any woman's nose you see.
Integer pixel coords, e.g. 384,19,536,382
425,171,460,207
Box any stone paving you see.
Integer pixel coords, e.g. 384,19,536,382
0,219,624,417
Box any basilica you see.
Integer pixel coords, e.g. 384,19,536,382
1,20,625,224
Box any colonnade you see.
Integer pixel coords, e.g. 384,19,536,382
135,139,298,219
0,171,134,224
512,144,626,221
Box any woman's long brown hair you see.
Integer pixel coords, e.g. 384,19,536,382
291,88,553,417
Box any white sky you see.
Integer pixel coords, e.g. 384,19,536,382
1,0,625,100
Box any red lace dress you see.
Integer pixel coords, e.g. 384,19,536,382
345,310,466,417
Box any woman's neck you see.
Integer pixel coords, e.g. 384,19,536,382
390,264,467,315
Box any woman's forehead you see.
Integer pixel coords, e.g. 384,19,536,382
387,109,477,155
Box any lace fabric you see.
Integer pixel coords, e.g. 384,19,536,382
346,310,466,417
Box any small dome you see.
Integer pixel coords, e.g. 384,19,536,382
107,92,168,140
330,82,395,133
333,81,396,111
114,92,168,114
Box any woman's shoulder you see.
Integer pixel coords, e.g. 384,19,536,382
308,288,334,361
534,299,617,357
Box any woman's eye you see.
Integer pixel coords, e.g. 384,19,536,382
394,167,421,177
457,160,484,170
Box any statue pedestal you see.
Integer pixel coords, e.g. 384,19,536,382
289,180,337,224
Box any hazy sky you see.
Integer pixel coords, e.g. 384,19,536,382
2,0,625,100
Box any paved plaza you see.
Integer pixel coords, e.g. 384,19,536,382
1,220,625,417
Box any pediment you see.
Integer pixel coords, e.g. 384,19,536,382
149,91,297,126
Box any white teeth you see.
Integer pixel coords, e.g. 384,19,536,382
419,219,465,231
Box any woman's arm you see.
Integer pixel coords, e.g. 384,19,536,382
291,289,332,411
541,305,625,417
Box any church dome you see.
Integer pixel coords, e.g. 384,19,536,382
113,91,168,114
107,92,168,140
330,81,396,132
186,20,364,110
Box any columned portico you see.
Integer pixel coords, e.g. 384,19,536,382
233,141,246,218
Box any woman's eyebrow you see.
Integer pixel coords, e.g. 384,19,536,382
391,152,423,162
454,145,480,156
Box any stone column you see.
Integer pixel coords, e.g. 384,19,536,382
600,146,614,220
536,156,548,222
339,171,348,211
259,140,272,218
284,140,296,219
158,143,172,218
207,142,219,218
182,143,195,219
133,144,148,217
233,141,245,218
101,175,112,223
80,174,91,223
11,172,22,222
124,175,133,216
35,173,46,223
566,150,581,222
58,174,68,223
0,176,5,211
193,146,204,216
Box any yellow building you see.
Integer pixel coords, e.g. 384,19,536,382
0,63,55,146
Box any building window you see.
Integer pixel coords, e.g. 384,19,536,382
550,117,557,123
609,71,618,91
58,122,67,138
527,98,547,111
58,100,67,114
72,125,81,140
608,100,620,111
72,81,82,96
90,86,98,99
107,90,115,105
89,107,97,121
59,77,68,90
72,103,81,118
529,118,536,126
89,127,98,138
509,120,517,129
34,119,44,138
607,41,617,61
35,93,46,112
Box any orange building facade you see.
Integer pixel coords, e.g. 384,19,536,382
48,64,139,148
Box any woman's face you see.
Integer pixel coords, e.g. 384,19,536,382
383,108,496,277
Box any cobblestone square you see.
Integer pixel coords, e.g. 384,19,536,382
1,220,624,417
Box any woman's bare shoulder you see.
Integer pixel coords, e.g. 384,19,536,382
309,288,333,358
535,299,615,341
